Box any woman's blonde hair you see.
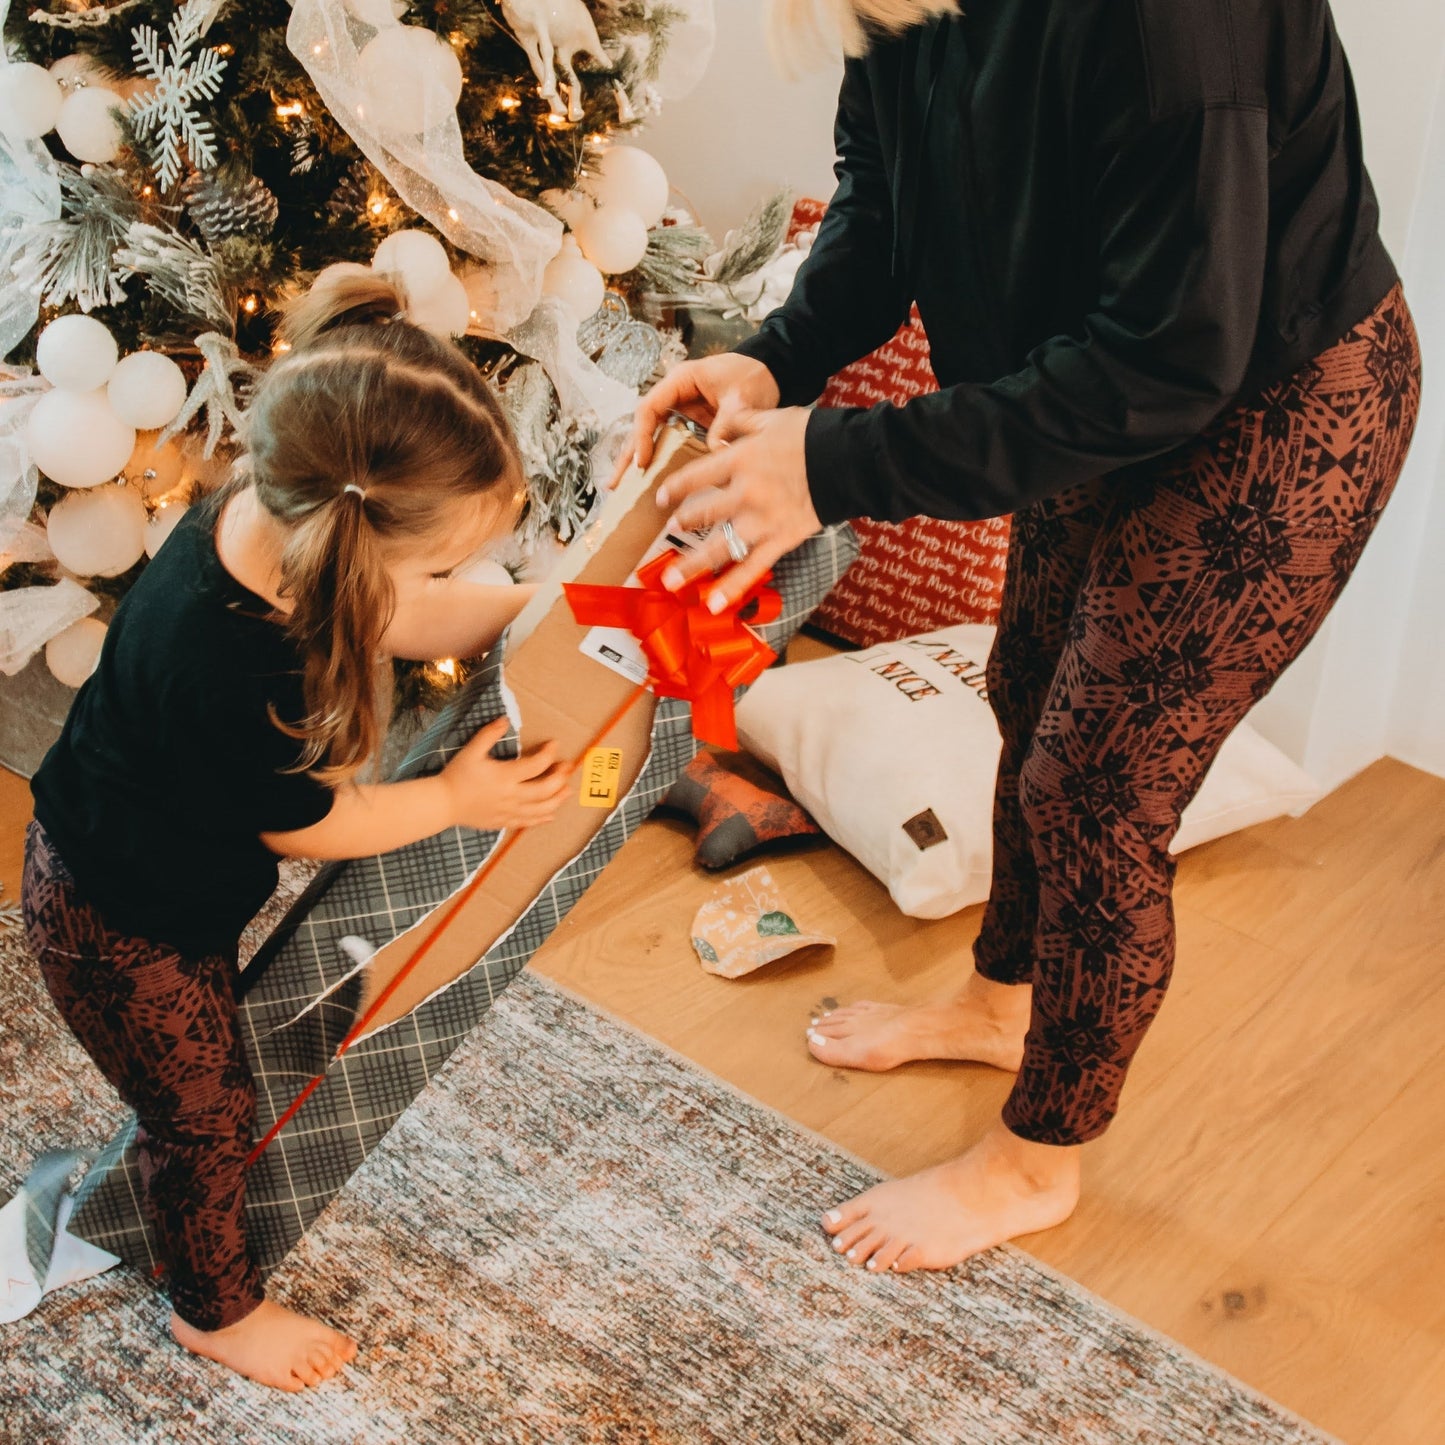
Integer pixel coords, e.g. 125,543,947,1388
769,0,958,66
236,271,522,786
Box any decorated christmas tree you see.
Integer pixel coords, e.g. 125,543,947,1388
0,0,789,726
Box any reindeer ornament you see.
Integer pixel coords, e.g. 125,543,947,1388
498,0,609,122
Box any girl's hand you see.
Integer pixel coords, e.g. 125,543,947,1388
652,407,821,613
609,354,781,489
441,718,570,831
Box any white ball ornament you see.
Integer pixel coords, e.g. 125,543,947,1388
127,432,187,498
36,314,118,393
346,0,409,27
357,27,463,137
48,55,110,95
47,484,148,577
107,350,188,431
27,389,135,489
407,271,470,337
458,263,499,330
573,204,649,277
585,146,669,228
372,229,452,302
538,188,589,226
45,617,108,689
54,85,123,163
144,500,188,558
0,62,63,140
541,244,605,319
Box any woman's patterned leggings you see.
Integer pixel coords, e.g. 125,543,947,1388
975,283,1423,1146
22,820,265,1331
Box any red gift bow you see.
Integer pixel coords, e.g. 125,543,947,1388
564,550,783,750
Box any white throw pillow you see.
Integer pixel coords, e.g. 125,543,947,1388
736,625,1322,920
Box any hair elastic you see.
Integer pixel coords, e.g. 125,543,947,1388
342,483,367,501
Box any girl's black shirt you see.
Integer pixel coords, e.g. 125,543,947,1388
31,498,335,957
737,0,1400,524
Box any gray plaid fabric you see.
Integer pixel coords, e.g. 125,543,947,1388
67,526,859,1276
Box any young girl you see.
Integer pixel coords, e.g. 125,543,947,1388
22,272,569,1392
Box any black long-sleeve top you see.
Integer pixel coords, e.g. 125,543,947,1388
735,0,1399,525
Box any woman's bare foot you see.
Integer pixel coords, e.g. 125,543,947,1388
805,970,1032,1073
821,1120,1080,1273
171,1297,358,1392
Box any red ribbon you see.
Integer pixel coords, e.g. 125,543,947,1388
564,550,782,750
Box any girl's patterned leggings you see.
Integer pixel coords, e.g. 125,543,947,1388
22,819,264,1330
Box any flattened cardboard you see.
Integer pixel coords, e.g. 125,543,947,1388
352,426,707,1033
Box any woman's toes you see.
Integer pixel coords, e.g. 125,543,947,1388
866,1235,908,1273
829,1218,874,1254
891,1244,924,1274
844,1228,888,1267
821,1200,866,1236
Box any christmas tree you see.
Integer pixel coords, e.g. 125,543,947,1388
0,0,788,711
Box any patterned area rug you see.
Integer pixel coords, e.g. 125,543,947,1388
0,914,1334,1445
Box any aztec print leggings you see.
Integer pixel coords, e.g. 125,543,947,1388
22,820,264,1331
973,282,1422,1146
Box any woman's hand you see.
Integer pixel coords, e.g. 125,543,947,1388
609,353,781,488
652,407,822,613
440,718,570,831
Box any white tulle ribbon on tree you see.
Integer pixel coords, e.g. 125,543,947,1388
0,0,63,361
509,296,637,429
0,368,47,557
286,0,562,334
0,576,98,676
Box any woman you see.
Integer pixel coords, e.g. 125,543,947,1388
620,0,1422,1274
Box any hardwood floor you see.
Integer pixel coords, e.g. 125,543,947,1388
3,741,1440,1444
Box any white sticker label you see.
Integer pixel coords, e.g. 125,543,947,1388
578,524,710,684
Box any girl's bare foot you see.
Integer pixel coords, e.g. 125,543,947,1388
821,1120,1080,1273
171,1297,358,1392
805,970,1032,1073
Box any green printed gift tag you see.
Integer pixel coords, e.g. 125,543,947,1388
690,864,835,979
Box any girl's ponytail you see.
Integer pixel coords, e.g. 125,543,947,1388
270,481,395,784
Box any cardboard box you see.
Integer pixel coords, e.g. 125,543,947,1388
353,422,702,1033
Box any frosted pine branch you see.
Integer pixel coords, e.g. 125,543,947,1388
114,222,231,332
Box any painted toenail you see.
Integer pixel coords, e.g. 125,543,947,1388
866,1260,878,1270
833,1236,847,1251
827,1210,842,1224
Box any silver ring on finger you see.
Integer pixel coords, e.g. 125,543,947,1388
720,519,751,564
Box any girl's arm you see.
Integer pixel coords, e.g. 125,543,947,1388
261,717,569,860
383,579,538,663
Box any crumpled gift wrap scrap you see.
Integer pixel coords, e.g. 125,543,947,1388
690,864,836,979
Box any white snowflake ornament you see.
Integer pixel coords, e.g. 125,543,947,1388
128,0,229,192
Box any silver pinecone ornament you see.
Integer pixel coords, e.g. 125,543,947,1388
181,172,280,243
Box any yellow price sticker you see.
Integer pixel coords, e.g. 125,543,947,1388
578,747,623,809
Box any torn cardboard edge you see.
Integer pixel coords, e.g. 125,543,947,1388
344,426,708,1037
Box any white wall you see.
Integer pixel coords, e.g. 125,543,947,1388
1248,1,1445,785
642,1,841,238
645,0,1445,786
